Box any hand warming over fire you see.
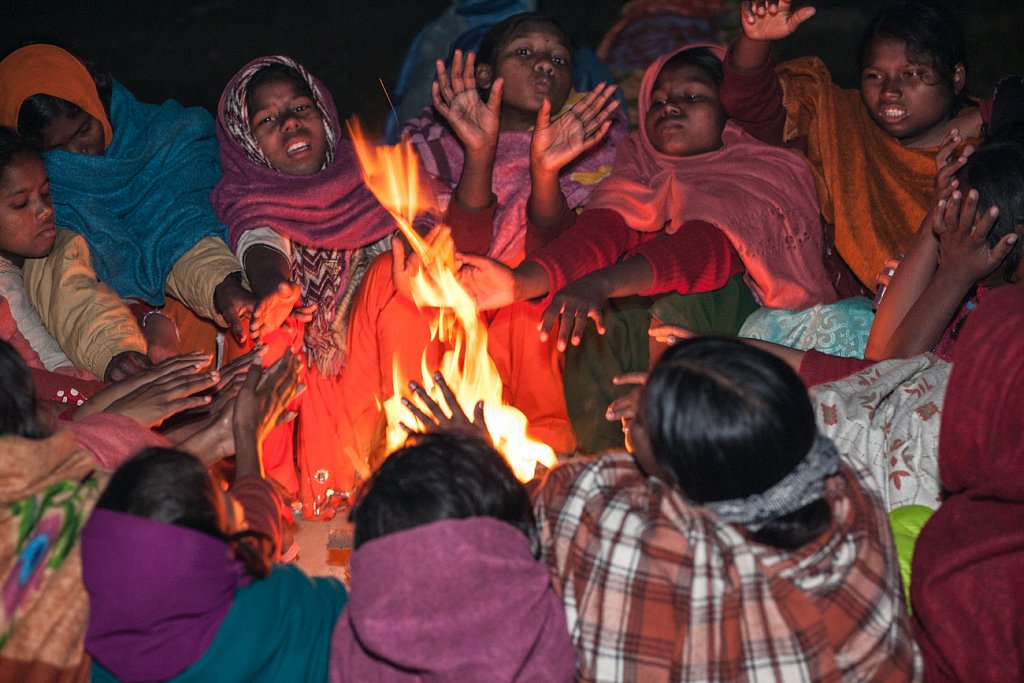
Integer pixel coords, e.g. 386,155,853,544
456,253,519,310
431,49,502,156
530,82,619,176
391,224,456,301
541,276,611,351
250,280,317,342
400,371,491,443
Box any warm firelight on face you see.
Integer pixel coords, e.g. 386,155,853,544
349,121,555,482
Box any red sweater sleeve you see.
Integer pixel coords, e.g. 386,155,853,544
720,47,787,146
528,208,648,293
444,194,496,256
798,349,876,387
633,220,744,296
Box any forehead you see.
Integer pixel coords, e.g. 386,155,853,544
652,62,718,91
247,77,311,108
500,24,569,50
864,36,932,66
1,152,46,189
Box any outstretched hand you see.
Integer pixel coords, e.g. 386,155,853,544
457,253,518,311
648,324,697,346
934,188,1016,285
250,281,317,342
214,273,259,345
540,277,610,352
78,352,210,420
400,371,490,443
432,49,503,154
98,354,220,428
740,0,816,41
530,83,619,176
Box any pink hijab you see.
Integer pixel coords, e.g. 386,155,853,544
588,45,835,310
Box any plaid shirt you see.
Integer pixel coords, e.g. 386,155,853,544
533,452,919,682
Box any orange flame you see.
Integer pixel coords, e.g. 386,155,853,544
349,121,555,482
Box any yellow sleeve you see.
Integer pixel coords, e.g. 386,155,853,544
22,229,146,377
163,236,247,326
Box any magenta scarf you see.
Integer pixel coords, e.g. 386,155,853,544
211,55,394,252
588,45,835,310
81,509,250,682
330,517,575,682
212,56,396,375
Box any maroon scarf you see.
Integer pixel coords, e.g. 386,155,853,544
212,56,396,375
911,284,1024,681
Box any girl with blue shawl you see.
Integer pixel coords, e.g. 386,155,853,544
0,44,259,370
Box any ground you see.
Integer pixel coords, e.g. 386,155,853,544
3,1,1020,137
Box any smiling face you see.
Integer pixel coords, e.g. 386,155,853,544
477,25,573,131
40,108,105,155
247,78,328,176
0,153,56,266
643,62,727,157
860,37,963,148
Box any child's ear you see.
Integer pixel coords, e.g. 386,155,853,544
475,63,494,89
952,63,966,95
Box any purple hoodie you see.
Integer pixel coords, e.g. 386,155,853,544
330,517,575,682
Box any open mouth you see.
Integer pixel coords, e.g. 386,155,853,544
878,105,909,123
286,139,312,156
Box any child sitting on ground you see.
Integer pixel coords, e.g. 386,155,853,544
79,352,346,683
536,337,916,680
0,44,258,365
330,429,574,682
395,11,625,455
460,44,839,451
0,126,145,384
722,0,993,294
212,55,398,503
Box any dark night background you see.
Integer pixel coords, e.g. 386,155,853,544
3,1,1021,137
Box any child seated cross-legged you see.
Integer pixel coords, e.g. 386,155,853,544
330,427,575,683
460,45,840,452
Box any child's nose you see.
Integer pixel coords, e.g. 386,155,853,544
279,112,301,131
36,199,53,220
534,57,555,75
881,76,903,97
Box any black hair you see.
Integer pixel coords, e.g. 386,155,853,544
659,47,724,88
954,134,1024,284
857,0,971,112
476,12,574,69
13,45,113,150
0,126,42,185
0,339,46,439
244,63,315,115
351,431,539,556
97,448,272,577
641,337,830,549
